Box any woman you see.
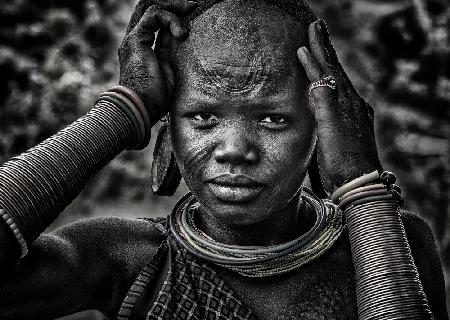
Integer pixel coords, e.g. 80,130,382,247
0,0,447,319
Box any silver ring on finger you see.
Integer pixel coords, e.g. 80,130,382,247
309,75,336,94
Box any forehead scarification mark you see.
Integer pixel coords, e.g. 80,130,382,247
173,0,315,99
196,56,270,95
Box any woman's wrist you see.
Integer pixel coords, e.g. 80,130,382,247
0,209,28,258
336,171,432,318
106,85,152,148
331,170,400,206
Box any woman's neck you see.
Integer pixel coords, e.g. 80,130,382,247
196,195,315,247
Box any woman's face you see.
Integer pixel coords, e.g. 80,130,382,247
170,0,316,225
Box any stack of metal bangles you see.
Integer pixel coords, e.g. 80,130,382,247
99,86,151,150
332,171,433,319
0,86,150,258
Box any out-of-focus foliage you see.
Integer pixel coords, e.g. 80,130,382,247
0,0,449,318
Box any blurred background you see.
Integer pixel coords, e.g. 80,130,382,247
0,0,449,318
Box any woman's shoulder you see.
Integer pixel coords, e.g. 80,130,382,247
400,210,448,319
51,215,168,244
47,215,169,270
398,209,442,279
399,209,438,251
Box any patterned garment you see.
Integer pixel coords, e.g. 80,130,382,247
117,218,258,320
118,194,344,320
149,238,257,320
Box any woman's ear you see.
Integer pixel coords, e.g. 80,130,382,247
307,145,328,199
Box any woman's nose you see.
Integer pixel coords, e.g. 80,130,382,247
213,131,258,165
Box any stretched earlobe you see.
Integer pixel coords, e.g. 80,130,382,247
307,145,328,199
151,122,182,196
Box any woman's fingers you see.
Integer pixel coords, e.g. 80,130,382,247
155,30,175,88
155,28,171,62
126,0,197,35
154,0,198,13
297,45,337,128
317,20,341,68
308,20,330,69
298,20,381,191
132,6,185,41
297,46,322,82
297,37,339,132
127,0,197,41
119,0,198,123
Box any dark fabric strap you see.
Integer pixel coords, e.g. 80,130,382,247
117,240,169,320
116,217,169,320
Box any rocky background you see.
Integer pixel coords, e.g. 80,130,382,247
0,0,449,319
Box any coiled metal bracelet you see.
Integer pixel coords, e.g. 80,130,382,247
338,172,433,319
0,99,137,247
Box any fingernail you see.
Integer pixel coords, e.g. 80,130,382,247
315,20,322,32
297,46,307,58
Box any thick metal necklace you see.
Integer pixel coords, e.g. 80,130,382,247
170,187,344,277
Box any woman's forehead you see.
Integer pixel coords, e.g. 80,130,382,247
174,1,308,66
186,0,306,59
170,0,311,109
179,55,302,98
173,55,309,114
173,1,308,94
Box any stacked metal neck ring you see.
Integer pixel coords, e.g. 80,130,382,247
170,188,327,266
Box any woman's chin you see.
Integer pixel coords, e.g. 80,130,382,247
199,194,273,226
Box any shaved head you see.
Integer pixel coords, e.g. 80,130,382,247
125,0,317,97
168,0,318,226
172,0,317,100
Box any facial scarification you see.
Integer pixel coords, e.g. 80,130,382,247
195,56,270,95
173,0,308,98
169,0,317,231
182,143,215,194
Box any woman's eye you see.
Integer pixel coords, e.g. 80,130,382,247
261,115,286,123
192,113,216,121
190,112,218,128
259,115,289,128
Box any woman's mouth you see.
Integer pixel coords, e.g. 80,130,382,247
206,174,264,203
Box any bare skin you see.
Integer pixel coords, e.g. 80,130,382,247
120,0,380,246
0,1,446,319
169,2,316,245
297,20,382,191
118,0,198,126
118,4,386,318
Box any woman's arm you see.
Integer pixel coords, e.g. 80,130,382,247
0,99,142,319
0,216,166,319
0,0,196,317
297,19,442,318
0,99,140,260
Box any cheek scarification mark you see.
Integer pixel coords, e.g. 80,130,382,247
183,143,216,186
197,56,270,95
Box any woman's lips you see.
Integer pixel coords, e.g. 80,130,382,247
206,174,264,203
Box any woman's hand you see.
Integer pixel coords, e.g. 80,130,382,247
297,20,382,193
118,0,197,125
